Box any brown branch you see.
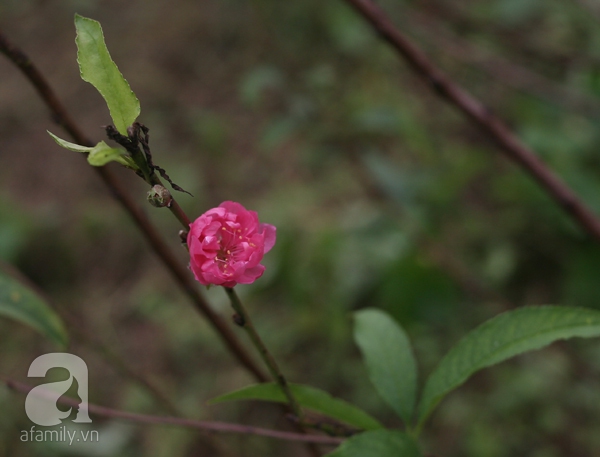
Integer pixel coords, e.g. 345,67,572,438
225,288,302,418
66,316,183,417
343,0,600,242
0,258,182,417
3,378,343,446
421,0,600,70
400,7,599,114
0,30,267,383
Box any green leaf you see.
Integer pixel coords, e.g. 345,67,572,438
211,383,383,431
0,268,68,347
75,14,140,134
418,306,600,428
87,142,132,167
324,430,422,457
48,131,134,168
353,309,417,425
47,131,94,153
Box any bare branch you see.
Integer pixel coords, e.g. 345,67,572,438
3,378,343,446
343,0,600,242
400,7,599,114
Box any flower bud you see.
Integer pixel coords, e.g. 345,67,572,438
147,185,172,207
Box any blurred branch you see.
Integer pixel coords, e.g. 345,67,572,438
423,0,600,82
3,378,343,446
0,30,267,383
0,258,182,416
64,315,183,417
400,7,599,114
572,0,600,21
343,0,600,243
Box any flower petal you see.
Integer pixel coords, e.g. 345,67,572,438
261,224,276,253
188,201,276,287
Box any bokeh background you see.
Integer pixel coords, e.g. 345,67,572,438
2,0,600,456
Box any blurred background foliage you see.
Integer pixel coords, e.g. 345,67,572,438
1,0,600,456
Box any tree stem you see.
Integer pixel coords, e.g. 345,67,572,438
343,0,600,242
224,287,302,419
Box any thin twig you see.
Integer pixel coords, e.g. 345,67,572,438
0,30,267,383
401,6,599,114
67,316,183,417
3,378,343,446
343,0,600,243
421,0,600,69
105,123,192,228
225,288,302,418
0,258,182,416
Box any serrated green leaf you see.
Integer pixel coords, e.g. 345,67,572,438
353,309,417,425
211,383,383,431
418,306,600,428
0,269,68,348
324,430,422,457
75,14,140,134
47,131,94,153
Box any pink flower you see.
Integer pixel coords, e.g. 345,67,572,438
187,201,276,288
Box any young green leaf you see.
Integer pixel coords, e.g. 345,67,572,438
211,382,383,431
417,306,600,428
48,131,134,169
353,308,417,425
0,269,68,348
324,430,422,457
87,142,133,167
75,14,140,134
47,131,94,153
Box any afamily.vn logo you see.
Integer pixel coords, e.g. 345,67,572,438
21,425,99,444
21,353,99,444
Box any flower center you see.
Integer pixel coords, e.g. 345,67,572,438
214,226,248,274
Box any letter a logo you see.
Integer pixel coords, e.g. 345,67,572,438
25,353,92,426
